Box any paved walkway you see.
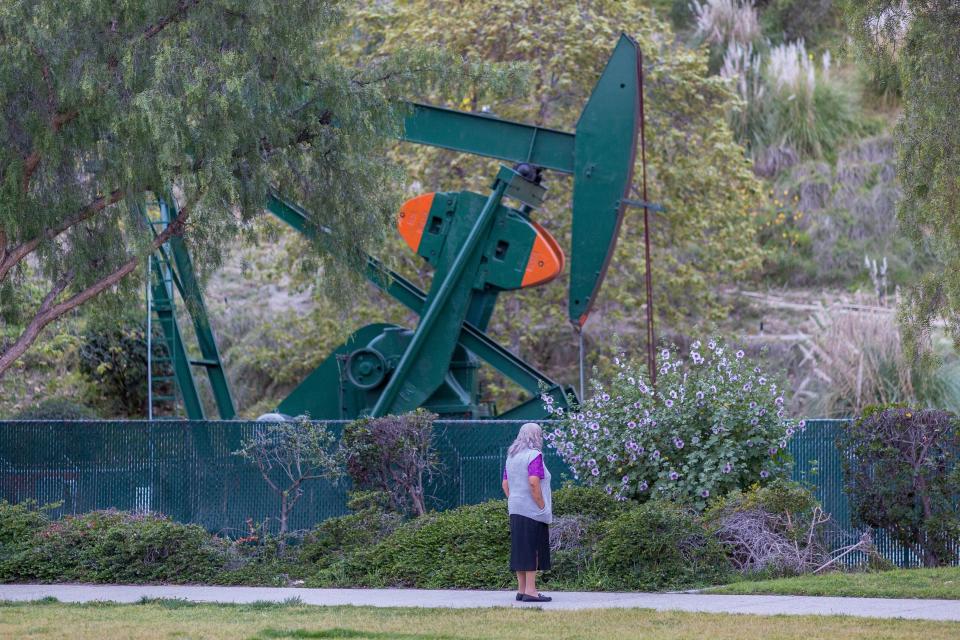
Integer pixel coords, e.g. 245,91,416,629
1,584,959,621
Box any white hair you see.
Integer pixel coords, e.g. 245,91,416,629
508,422,543,457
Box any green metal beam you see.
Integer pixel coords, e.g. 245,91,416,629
149,256,206,420
166,233,236,419
568,33,641,326
370,168,513,417
402,104,575,174
265,192,568,400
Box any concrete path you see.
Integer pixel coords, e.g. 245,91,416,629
1,584,959,621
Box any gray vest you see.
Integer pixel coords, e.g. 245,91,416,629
506,449,552,524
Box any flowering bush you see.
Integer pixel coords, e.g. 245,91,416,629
545,339,800,508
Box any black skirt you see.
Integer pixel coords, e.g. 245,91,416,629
509,514,551,572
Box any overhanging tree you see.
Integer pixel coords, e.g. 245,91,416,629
844,1,960,352
0,0,518,378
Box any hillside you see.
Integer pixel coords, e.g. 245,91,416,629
2,0,956,420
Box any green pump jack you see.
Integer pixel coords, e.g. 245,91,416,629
148,34,650,421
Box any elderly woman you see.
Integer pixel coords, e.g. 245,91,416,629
501,422,552,603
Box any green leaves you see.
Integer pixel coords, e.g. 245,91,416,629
839,406,960,566
844,0,960,350
0,0,522,375
547,338,796,508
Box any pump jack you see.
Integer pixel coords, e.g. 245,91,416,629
147,34,645,421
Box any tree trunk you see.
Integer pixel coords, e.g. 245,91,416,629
279,490,288,539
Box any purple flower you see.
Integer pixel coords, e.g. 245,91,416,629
665,399,674,408
587,458,596,467
604,485,613,494
638,480,649,491
621,475,630,484
768,446,778,455
669,471,680,481
590,422,600,431
651,449,661,459
592,467,601,476
760,470,770,478
696,391,704,401
722,462,732,474
661,349,670,359
602,393,610,402
570,428,578,437
700,489,710,498
674,437,684,449
736,350,745,359
758,377,767,385
627,421,637,429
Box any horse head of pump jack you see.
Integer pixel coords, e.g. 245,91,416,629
150,34,645,421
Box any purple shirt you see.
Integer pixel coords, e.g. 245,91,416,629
503,453,544,480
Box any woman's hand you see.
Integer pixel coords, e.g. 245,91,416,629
501,479,510,498
528,475,545,511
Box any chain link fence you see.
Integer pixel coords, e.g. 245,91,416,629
0,418,943,565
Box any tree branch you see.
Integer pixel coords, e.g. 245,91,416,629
143,0,203,39
0,190,124,283
20,1,198,194
0,202,190,379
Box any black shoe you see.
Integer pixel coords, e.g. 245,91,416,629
515,592,522,601
521,593,552,602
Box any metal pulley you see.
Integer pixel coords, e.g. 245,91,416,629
345,347,389,390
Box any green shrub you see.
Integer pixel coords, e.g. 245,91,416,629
300,491,402,570
334,500,512,589
839,406,960,567
12,398,97,419
759,0,841,47
548,339,796,508
77,317,173,417
737,478,819,516
595,501,731,590
0,501,51,547
552,486,624,521
2,510,229,584
340,410,439,516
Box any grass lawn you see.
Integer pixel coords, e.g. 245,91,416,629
1,599,959,640
711,567,960,599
